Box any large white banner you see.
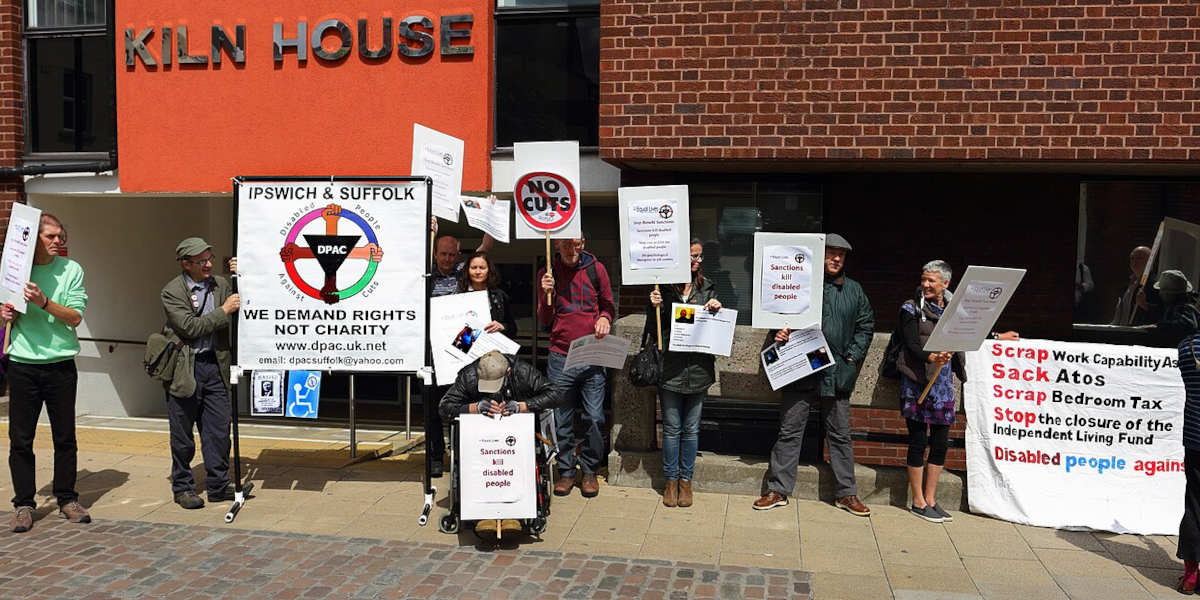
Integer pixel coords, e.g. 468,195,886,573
236,180,427,372
965,338,1184,534
460,413,537,521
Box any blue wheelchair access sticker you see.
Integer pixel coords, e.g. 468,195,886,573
286,370,321,419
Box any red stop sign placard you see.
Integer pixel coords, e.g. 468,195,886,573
515,171,577,231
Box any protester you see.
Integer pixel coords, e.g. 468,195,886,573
1150,269,1200,347
427,205,497,476
159,238,240,509
646,239,721,508
538,236,616,498
1176,329,1200,593
439,350,561,538
895,260,967,523
754,234,875,516
457,252,517,338
2,213,90,532
1112,246,1155,326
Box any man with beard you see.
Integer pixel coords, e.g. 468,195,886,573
754,234,876,516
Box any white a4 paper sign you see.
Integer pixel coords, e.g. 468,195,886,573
628,198,679,270
761,245,813,314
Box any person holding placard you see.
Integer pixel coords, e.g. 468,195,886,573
2,214,91,532
646,240,721,508
159,238,241,510
895,260,967,523
456,252,518,339
754,234,874,517
538,237,615,498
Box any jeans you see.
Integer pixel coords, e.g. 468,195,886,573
8,360,79,508
548,351,607,477
660,389,704,481
166,356,232,495
766,390,857,498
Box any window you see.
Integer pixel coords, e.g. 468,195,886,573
495,1,599,148
1074,180,1200,346
25,0,114,155
683,181,824,325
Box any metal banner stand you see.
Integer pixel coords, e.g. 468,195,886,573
418,184,437,524
224,175,433,524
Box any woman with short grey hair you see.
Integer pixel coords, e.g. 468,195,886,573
894,260,967,523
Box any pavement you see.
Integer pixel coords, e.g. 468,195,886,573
0,417,1189,599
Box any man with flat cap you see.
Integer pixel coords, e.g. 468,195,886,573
439,350,561,539
755,233,876,516
159,237,240,509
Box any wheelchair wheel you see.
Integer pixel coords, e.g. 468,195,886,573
439,514,459,534
529,517,547,536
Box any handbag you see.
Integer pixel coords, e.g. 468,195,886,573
143,332,182,383
628,331,662,388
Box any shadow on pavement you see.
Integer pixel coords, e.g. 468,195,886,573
34,468,130,520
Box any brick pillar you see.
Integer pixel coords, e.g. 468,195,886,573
0,0,22,241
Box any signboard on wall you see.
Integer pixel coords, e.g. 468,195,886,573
235,178,427,372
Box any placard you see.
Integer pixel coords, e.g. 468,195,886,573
0,203,41,313
461,195,510,244
760,328,835,391
459,413,537,521
618,185,691,285
965,338,1183,534
411,124,464,223
564,334,631,370
513,141,581,239
924,266,1026,352
236,179,427,372
751,233,825,329
669,303,736,356
250,370,285,416
430,290,521,385
285,370,322,419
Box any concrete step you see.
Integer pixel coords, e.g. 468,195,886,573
607,449,967,510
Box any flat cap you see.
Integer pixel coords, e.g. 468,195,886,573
825,233,852,251
175,237,212,260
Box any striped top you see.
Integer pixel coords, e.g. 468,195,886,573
1178,333,1200,451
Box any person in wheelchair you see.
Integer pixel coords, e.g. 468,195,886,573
439,350,561,539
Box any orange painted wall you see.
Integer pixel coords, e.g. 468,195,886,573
116,1,492,193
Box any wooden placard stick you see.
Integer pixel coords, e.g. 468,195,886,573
915,370,939,405
1130,220,1165,324
545,232,553,306
654,284,663,350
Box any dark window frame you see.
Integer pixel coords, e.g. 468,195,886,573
22,0,116,159
492,3,600,151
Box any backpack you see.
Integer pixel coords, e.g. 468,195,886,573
879,300,912,379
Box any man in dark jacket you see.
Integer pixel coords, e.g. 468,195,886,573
438,350,561,539
754,234,876,516
160,237,240,510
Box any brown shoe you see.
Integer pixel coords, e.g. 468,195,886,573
835,495,871,517
663,480,678,507
678,480,693,508
499,519,523,536
580,473,599,498
553,475,576,497
474,519,499,538
59,502,91,524
753,491,788,511
10,506,33,533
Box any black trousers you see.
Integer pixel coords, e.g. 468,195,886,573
425,384,448,463
166,355,231,495
1180,448,1200,561
8,360,79,508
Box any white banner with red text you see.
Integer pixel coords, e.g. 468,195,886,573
964,338,1184,534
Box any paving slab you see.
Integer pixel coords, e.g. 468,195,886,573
1051,574,1154,600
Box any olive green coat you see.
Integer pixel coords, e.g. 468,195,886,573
159,274,234,397
643,277,718,394
812,274,875,396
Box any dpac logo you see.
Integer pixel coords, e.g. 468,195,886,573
658,205,674,219
505,435,517,447
279,204,384,304
794,253,806,264
989,287,1003,300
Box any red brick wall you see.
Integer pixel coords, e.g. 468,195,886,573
600,0,1200,164
845,408,967,470
0,1,22,240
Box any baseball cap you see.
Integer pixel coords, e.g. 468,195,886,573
176,237,213,260
477,350,508,394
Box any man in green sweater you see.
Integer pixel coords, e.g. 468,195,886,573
1,213,90,533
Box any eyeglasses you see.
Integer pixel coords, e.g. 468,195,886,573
185,257,214,266
690,254,704,262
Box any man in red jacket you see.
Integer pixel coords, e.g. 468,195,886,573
538,237,615,498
